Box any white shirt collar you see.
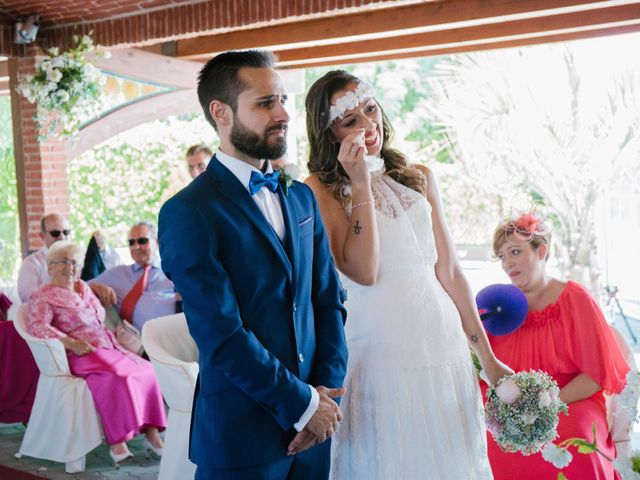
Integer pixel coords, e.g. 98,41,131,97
216,150,274,193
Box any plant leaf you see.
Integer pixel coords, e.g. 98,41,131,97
577,444,597,455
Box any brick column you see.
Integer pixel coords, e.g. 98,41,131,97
9,47,70,257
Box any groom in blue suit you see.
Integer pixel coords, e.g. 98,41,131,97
158,50,348,480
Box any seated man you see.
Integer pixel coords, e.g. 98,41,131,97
91,221,178,331
18,214,72,303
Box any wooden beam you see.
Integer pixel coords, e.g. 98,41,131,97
67,89,200,160
273,2,640,65
94,48,202,89
277,22,640,69
174,0,622,59
0,59,7,79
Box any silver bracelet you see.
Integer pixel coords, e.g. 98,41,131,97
351,199,373,210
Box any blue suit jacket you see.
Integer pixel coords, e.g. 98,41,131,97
158,157,348,469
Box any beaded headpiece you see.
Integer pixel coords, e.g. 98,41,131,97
327,82,375,126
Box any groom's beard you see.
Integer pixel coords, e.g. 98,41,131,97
230,117,287,160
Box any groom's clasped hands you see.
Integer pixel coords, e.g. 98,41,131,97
287,385,346,456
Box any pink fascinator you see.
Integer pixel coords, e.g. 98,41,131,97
506,212,550,242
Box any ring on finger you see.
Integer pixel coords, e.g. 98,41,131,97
350,146,357,154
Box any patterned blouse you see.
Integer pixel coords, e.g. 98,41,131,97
28,280,119,349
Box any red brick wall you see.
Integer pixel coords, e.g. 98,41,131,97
1,0,391,55
10,49,70,254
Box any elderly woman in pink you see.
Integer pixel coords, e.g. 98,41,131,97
28,241,166,467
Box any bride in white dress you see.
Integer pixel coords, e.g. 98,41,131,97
303,71,512,479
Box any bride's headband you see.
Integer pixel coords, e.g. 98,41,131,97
327,81,375,127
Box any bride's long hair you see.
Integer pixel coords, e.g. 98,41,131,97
305,70,427,201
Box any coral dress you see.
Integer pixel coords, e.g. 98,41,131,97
482,281,629,480
28,281,166,444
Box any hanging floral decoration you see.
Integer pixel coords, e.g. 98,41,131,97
16,33,109,141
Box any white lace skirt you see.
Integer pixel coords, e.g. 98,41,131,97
330,356,492,480
331,272,493,480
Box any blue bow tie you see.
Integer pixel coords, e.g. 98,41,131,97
249,170,280,195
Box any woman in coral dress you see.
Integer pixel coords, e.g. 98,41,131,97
486,213,629,479
28,241,166,466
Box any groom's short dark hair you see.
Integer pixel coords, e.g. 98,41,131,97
197,50,277,131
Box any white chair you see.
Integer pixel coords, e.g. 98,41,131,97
606,327,640,465
13,305,102,473
142,313,198,480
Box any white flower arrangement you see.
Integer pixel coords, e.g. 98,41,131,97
17,33,108,141
485,370,568,455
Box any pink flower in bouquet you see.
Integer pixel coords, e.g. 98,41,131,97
486,417,501,436
496,379,521,404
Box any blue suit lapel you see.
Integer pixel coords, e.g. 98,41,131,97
278,186,299,289
207,157,292,281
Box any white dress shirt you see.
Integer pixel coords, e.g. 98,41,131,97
216,150,285,240
17,247,49,303
216,150,319,431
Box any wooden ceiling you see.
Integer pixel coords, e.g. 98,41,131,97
143,0,640,68
2,1,640,93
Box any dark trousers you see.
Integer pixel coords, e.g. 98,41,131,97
195,440,331,480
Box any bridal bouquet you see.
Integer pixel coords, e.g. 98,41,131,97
17,33,107,140
485,370,568,455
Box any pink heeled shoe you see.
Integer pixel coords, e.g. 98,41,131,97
143,438,163,458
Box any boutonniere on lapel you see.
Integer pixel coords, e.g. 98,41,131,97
278,163,301,196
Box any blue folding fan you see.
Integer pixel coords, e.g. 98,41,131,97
476,284,528,336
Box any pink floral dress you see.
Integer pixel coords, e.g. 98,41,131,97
28,281,166,444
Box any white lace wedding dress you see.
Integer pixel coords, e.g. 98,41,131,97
330,171,492,480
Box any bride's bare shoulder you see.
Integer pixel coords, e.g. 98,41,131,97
304,174,350,230
304,174,341,207
303,173,325,192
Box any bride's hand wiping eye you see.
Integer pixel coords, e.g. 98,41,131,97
337,129,369,185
